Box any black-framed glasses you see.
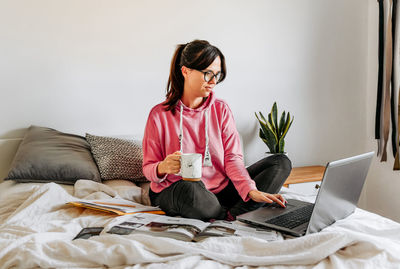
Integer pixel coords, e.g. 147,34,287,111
195,70,222,84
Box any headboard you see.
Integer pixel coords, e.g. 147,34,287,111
0,138,22,181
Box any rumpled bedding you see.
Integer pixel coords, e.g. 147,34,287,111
0,180,399,269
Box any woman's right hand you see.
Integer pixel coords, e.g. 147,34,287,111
157,151,181,177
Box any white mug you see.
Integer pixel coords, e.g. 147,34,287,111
180,153,202,181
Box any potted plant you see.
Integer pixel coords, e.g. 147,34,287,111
255,102,294,154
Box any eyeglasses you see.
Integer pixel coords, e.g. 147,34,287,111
195,70,222,84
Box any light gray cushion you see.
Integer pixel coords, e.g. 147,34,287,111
5,125,101,184
85,134,147,183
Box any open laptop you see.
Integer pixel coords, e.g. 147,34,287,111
237,152,374,237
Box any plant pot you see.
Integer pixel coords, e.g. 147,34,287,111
265,152,287,158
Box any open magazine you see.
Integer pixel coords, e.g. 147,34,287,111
66,199,165,215
104,213,279,242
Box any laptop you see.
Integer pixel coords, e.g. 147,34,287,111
237,152,374,237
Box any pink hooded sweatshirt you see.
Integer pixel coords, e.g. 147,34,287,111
142,92,257,202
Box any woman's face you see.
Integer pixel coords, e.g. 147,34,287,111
183,56,221,98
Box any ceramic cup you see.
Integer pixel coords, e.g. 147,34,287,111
180,153,202,181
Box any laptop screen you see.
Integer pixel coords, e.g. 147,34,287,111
306,152,373,234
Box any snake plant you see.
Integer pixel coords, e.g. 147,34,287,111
255,102,294,153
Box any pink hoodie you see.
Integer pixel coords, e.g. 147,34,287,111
142,92,257,202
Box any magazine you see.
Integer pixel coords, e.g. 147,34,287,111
104,213,279,242
73,227,104,240
66,199,165,216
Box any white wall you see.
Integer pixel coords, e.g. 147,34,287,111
1,1,389,218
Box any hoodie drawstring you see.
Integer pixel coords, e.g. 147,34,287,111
179,104,183,153
203,110,212,166
179,103,212,167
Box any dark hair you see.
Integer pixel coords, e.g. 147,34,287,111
163,40,227,113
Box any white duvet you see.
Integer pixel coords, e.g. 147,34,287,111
0,180,400,269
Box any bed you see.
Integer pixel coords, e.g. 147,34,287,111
0,126,400,268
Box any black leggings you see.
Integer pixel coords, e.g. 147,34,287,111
149,154,292,220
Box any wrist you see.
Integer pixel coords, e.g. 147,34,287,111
248,189,257,199
156,162,166,178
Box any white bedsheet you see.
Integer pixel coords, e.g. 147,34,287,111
0,180,399,268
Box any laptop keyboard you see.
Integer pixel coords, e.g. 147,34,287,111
265,204,314,229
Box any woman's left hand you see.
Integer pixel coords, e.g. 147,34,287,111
248,190,287,208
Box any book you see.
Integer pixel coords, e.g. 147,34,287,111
66,199,165,216
104,213,279,242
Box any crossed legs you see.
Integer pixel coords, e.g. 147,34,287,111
149,154,292,220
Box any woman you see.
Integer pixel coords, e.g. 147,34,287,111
142,40,292,221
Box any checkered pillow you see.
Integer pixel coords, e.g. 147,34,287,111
86,134,147,182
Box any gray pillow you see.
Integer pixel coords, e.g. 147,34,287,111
5,125,101,184
85,134,147,183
